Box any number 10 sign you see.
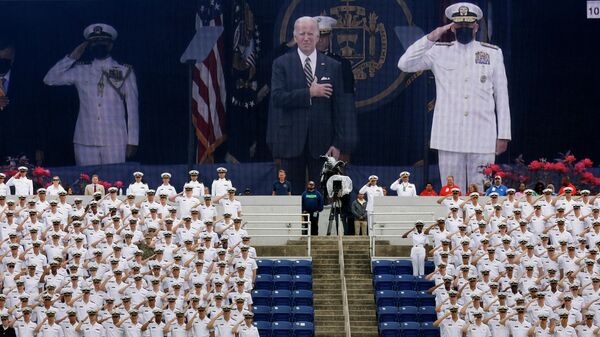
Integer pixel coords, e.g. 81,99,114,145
589,1,600,18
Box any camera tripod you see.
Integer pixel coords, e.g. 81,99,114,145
327,197,342,236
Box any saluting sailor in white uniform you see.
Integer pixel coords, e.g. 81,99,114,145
127,172,149,197
44,23,139,166
211,167,232,199
402,221,429,276
6,166,33,196
398,2,510,192
390,171,417,197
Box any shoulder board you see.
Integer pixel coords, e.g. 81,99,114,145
480,42,499,50
435,42,453,46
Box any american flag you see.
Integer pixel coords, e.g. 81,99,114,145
192,0,226,163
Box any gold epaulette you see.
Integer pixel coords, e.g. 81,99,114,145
435,42,453,46
480,42,499,50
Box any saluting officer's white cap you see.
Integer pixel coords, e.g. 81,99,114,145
399,171,410,178
133,171,143,177
469,192,479,197
84,23,118,41
445,2,483,23
18,166,28,171
161,172,171,178
314,16,337,34
543,188,552,193
581,189,591,195
368,175,378,180
0,173,5,178
564,187,573,192
189,170,199,175
217,167,227,173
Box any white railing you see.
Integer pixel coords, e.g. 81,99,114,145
338,237,352,337
369,211,435,257
244,213,312,255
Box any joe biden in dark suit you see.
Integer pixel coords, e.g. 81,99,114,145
267,16,357,195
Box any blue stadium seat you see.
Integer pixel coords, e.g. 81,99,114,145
271,321,294,337
374,274,395,291
251,289,271,306
400,322,421,337
292,306,314,322
293,275,313,290
253,321,272,337
414,276,434,291
395,275,416,291
379,322,401,337
398,306,419,322
292,260,313,275
272,290,293,306
422,326,441,337
255,274,274,290
253,306,272,322
274,260,294,275
257,259,274,275
292,290,314,306
375,290,397,307
397,290,419,307
373,260,394,275
418,306,437,322
394,260,413,275
377,306,398,323
293,322,314,337
421,322,434,328
424,261,435,274
273,274,293,290
271,306,292,322
417,291,436,307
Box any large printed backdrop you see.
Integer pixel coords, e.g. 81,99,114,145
1,0,599,167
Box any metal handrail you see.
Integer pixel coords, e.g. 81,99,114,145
338,235,351,337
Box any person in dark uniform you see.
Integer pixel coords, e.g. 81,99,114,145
314,16,355,94
0,313,16,337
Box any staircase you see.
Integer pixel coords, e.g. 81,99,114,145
311,236,346,337
343,236,379,337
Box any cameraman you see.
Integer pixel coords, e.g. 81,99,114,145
301,181,324,236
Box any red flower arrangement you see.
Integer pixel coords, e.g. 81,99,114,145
114,181,123,188
481,152,600,192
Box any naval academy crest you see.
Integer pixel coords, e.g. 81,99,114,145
275,0,414,113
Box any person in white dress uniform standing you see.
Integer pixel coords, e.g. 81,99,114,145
402,221,429,276
211,167,232,199
390,171,417,197
43,23,139,166
6,166,33,196
127,172,149,197
398,2,511,191
359,175,384,230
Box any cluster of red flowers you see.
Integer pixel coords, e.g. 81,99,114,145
483,153,600,189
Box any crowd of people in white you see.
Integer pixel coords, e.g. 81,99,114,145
0,167,261,337
416,186,600,337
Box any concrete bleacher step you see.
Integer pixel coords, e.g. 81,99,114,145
311,236,347,337
342,236,379,337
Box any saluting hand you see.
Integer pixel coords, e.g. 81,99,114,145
70,41,89,61
427,23,454,42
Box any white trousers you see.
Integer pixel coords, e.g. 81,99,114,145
410,246,426,276
438,151,495,193
74,143,126,166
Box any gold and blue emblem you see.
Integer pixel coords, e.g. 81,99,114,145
475,51,490,65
